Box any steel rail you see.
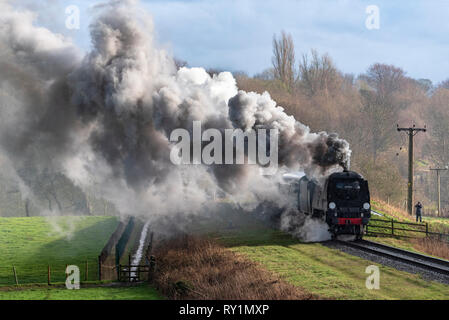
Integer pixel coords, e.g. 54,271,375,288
337,239,449,276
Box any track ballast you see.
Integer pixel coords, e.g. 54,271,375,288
337,239,449,276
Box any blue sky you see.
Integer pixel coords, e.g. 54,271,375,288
15,0,449,83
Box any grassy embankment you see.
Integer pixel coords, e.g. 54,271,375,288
367,199,449,260
0,216,163,300
186,211,449,300
0,216,118,285
2,210,447,300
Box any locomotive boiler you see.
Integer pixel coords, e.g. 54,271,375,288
289,170,371,239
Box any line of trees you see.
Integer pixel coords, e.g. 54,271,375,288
0,162,118,217
240,31,449,207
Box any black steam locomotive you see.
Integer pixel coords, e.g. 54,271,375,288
287,170,371,239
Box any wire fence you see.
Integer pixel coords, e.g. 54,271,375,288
0,229,155,286
0,259,100,286
0,219,154,287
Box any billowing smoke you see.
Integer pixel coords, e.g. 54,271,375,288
0,0,350,241
228,91,350,176
280,207,332,242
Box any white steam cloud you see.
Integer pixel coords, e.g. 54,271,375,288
0,0,350,241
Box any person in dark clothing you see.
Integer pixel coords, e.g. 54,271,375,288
415,201,423,222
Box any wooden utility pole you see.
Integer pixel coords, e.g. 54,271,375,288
397,124,426,215
429,167,448,217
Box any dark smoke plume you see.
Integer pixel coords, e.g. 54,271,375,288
0,0,351,230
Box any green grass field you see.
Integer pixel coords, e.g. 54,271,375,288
2,209,448,300
0,216,119,285
190,210,449,300
421,216,449,232
222,227,449,299
0,283,162,300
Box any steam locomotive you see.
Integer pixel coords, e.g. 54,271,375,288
285,170,371,239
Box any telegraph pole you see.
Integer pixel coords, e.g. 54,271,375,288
429,166,448,217
397,124,426,215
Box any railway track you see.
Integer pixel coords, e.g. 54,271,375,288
337,239,449,276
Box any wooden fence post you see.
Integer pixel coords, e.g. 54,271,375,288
149,232,154,254
47,265,51,285
148,255,156,283
426,223,429,236
391,220,394,236
12,266,18,285
118,264,121,281
98,256,102,281
129,255,131,282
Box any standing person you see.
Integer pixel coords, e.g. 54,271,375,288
415,201,423,222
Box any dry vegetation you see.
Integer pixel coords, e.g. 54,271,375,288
410,237,449,260
370,199,449,259
152,235,319,300
372,199,414,221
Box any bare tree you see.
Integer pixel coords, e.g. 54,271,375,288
360,63,406,99
272,31,296,91
254,68,275,81
356,154,404,204
17,165,92,215
438,78,449,90
231,70,248,79
359,88,398,161
298,49,340,97
416,78,433,94
424,88,449,165
357,64,407,161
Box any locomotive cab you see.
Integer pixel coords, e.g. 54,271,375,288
325,170,370,238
